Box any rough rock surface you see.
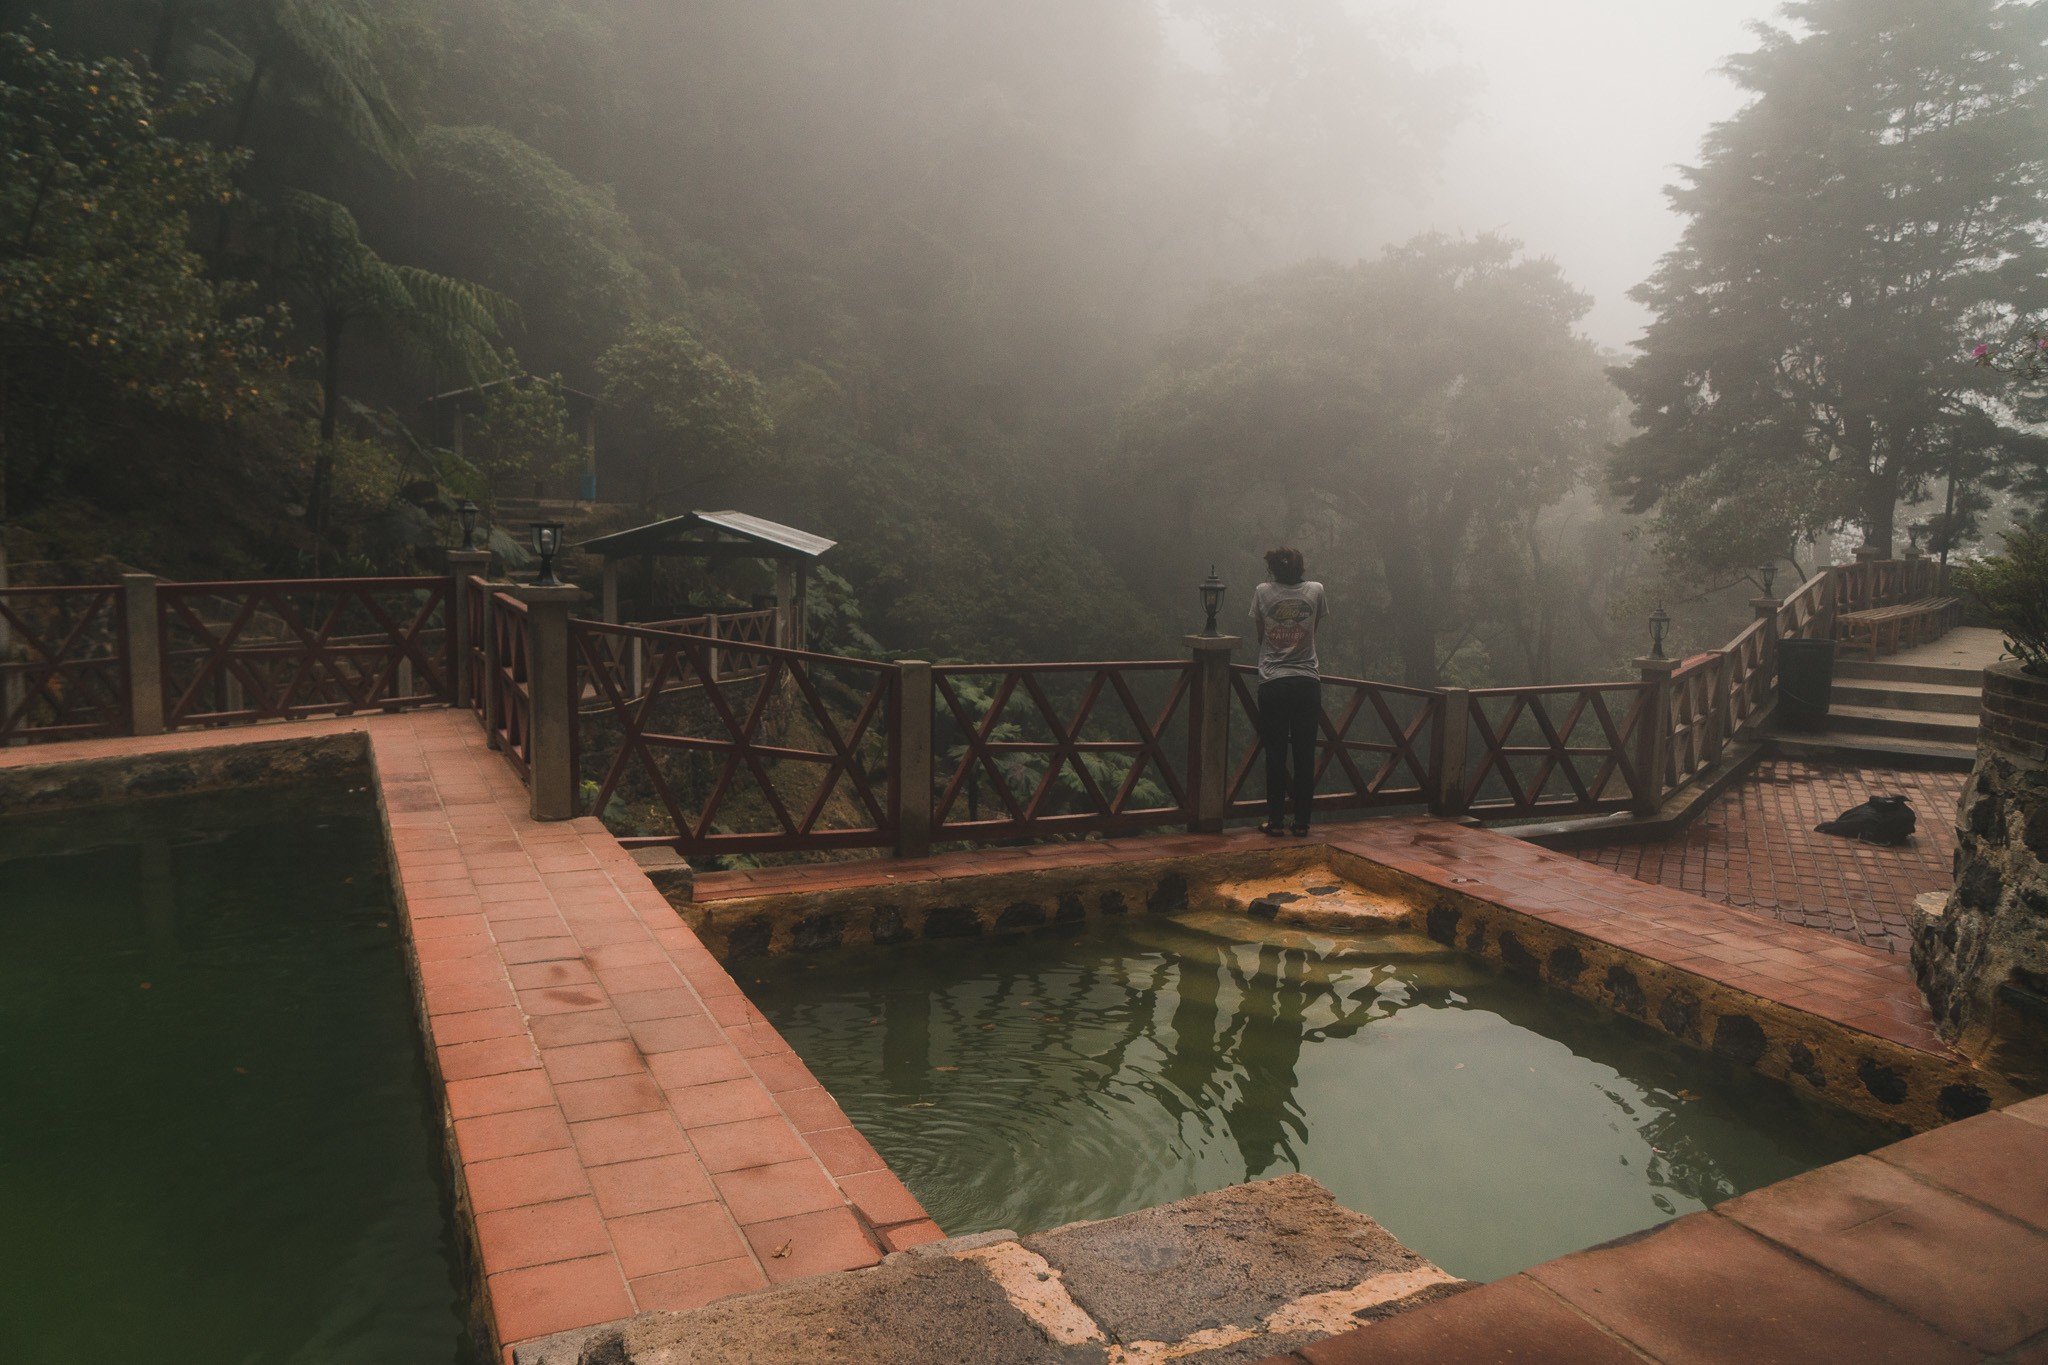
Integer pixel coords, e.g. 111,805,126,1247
512,1176,1460,1365
1914,662,2048,1089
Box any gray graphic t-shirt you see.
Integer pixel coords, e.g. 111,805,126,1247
1250,581,1327,682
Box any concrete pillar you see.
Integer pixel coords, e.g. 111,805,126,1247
1430,688,1471,817
512,584,584,821
447,549,492,706
1632,656,1681,816
894,661,934,859
122,573,164,736
1185,634,1239,833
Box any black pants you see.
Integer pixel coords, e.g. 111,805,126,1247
1257,676,1320,828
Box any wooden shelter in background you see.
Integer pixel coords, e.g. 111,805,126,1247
576,510,835,650
423,375,601,502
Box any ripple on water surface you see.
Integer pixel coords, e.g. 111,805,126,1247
744,910,1895,1281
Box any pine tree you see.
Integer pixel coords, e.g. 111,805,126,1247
1613,0,2048,574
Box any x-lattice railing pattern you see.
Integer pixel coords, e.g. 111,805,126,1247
490,592,535,779
1463,682,1650,817
0,586,128,743
1226,666,1439,816
158,578,449,728
572,619,898,853
932,661,1193,838
1664,655,1730,792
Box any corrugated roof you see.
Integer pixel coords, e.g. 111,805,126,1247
577,510,836,559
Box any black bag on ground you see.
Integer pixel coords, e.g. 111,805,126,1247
1814,794,1916,845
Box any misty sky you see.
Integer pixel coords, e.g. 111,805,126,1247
1376,0,1785,351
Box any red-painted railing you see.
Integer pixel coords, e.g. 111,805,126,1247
1461,681,1652,818
932,661,1193,838
157,577,448,728
1227,666,1440,817
571,618,898,853
0,585,128,744
489,591,534,780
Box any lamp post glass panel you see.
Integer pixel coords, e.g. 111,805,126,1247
1649,604,1672,660
531,521,566,587
1760,561,1776,597
1200,567,1225,636
457,499,480,551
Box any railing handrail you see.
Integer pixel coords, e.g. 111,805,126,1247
576,615,895,672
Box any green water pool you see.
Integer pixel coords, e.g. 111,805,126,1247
744,910,1896,1281
0,787,471,1364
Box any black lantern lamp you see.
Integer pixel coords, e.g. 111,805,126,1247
1199,566,1225,636
1649,603,1672,660
456,498,480,551
1759,560,1777,597
530,521,566,587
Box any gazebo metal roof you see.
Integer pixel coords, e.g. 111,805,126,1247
576,510,835,561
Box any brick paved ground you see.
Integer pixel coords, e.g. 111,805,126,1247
1571,758,1967,957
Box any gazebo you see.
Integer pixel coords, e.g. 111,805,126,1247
576,510,835,650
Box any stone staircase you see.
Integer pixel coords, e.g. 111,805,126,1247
1769,629,2007,769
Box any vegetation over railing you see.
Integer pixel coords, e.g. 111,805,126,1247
932,661,1193,838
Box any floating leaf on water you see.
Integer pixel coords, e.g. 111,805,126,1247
908,1101,936,1109
1454,1063,1465,1069
139,982,151,990
934,1066,958,1072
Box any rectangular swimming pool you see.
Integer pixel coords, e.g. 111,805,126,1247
744,909,1896,1281
0,786,471,1364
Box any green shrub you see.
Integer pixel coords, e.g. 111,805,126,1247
1953,527,2048,676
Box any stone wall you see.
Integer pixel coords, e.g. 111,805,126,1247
1913,661,2048,1090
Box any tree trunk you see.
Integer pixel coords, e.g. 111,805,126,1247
210,57,268,261
307,316,345,572
148,0,190,77
1863,473,1898,557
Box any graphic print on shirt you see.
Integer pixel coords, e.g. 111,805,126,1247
1264,597,1316,654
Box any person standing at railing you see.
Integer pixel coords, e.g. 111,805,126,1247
1250,547,1327,837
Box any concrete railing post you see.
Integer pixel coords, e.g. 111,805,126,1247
512,584,583,821
1430,688,1470,817
1633,656,1680,816
446,549,492,706
894,661,934,859
1185,634,1239,833
122,573,165,736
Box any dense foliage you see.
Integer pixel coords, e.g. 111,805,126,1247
1612,0,2048,579
1954,526,2048,674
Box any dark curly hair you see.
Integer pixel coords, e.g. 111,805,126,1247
1264,547,1305,586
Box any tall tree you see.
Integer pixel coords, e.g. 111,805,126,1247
1122,234,1614,688
1613,0,2048,571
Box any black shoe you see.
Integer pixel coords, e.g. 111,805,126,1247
1260,822,1286,837
1290,825,1310,837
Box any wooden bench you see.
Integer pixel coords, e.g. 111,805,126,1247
1835,596,1963,658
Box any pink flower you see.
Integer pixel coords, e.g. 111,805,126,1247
1972,343,1992,358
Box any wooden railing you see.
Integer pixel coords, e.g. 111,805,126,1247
158,577,449,728
1226,666,1439,818
571,618,899,853
489,591,534,780
1458,682,1652,818
1663,654,1729,793
931,661,1193,839
0,585,128,744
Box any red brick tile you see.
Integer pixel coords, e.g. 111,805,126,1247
518,985,611,1017
446,1070,557,1120
670,1077,781,1127
489,1255,634,1346
1527,1211,1978,1365
1876,1112,2048,1232
688,1116,815,1174
777,1085,850,1134
596,962,686,996
805,1125,888,1178
425,979,519,1017
1718,1154,2048,1351
748,1051,818,1094
509,959,598,991
1297,1273,1641,1365
570,1111,691,1167
627,1014,723,1055
743,1206,881,1283
628,1257,767,1314
608,1202,749,1278
528,1009,631,1048
648,1045,751,1091
476,1196,613,1274
499,936,583,966
712,1159,842,1224
837,1168,927,1226
540,1040,648,1086
555,1072,669,1122
881,1220,947,1253
586,1153,718,1218
456,1106,574,1163
411,912,491,940
466,1148,592,1214
611,988,700,1023
439,1035,542,1082
414,932,496,962
430,1005,528,1047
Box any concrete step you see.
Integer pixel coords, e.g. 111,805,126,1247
1824,704,1979,744
1833,658,1987,688
1767,731,1978,771
1829,680,1983,715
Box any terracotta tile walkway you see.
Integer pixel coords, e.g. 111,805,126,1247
1571,758,1967,956
1283,1094,2048,1365
0,712,942,1361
